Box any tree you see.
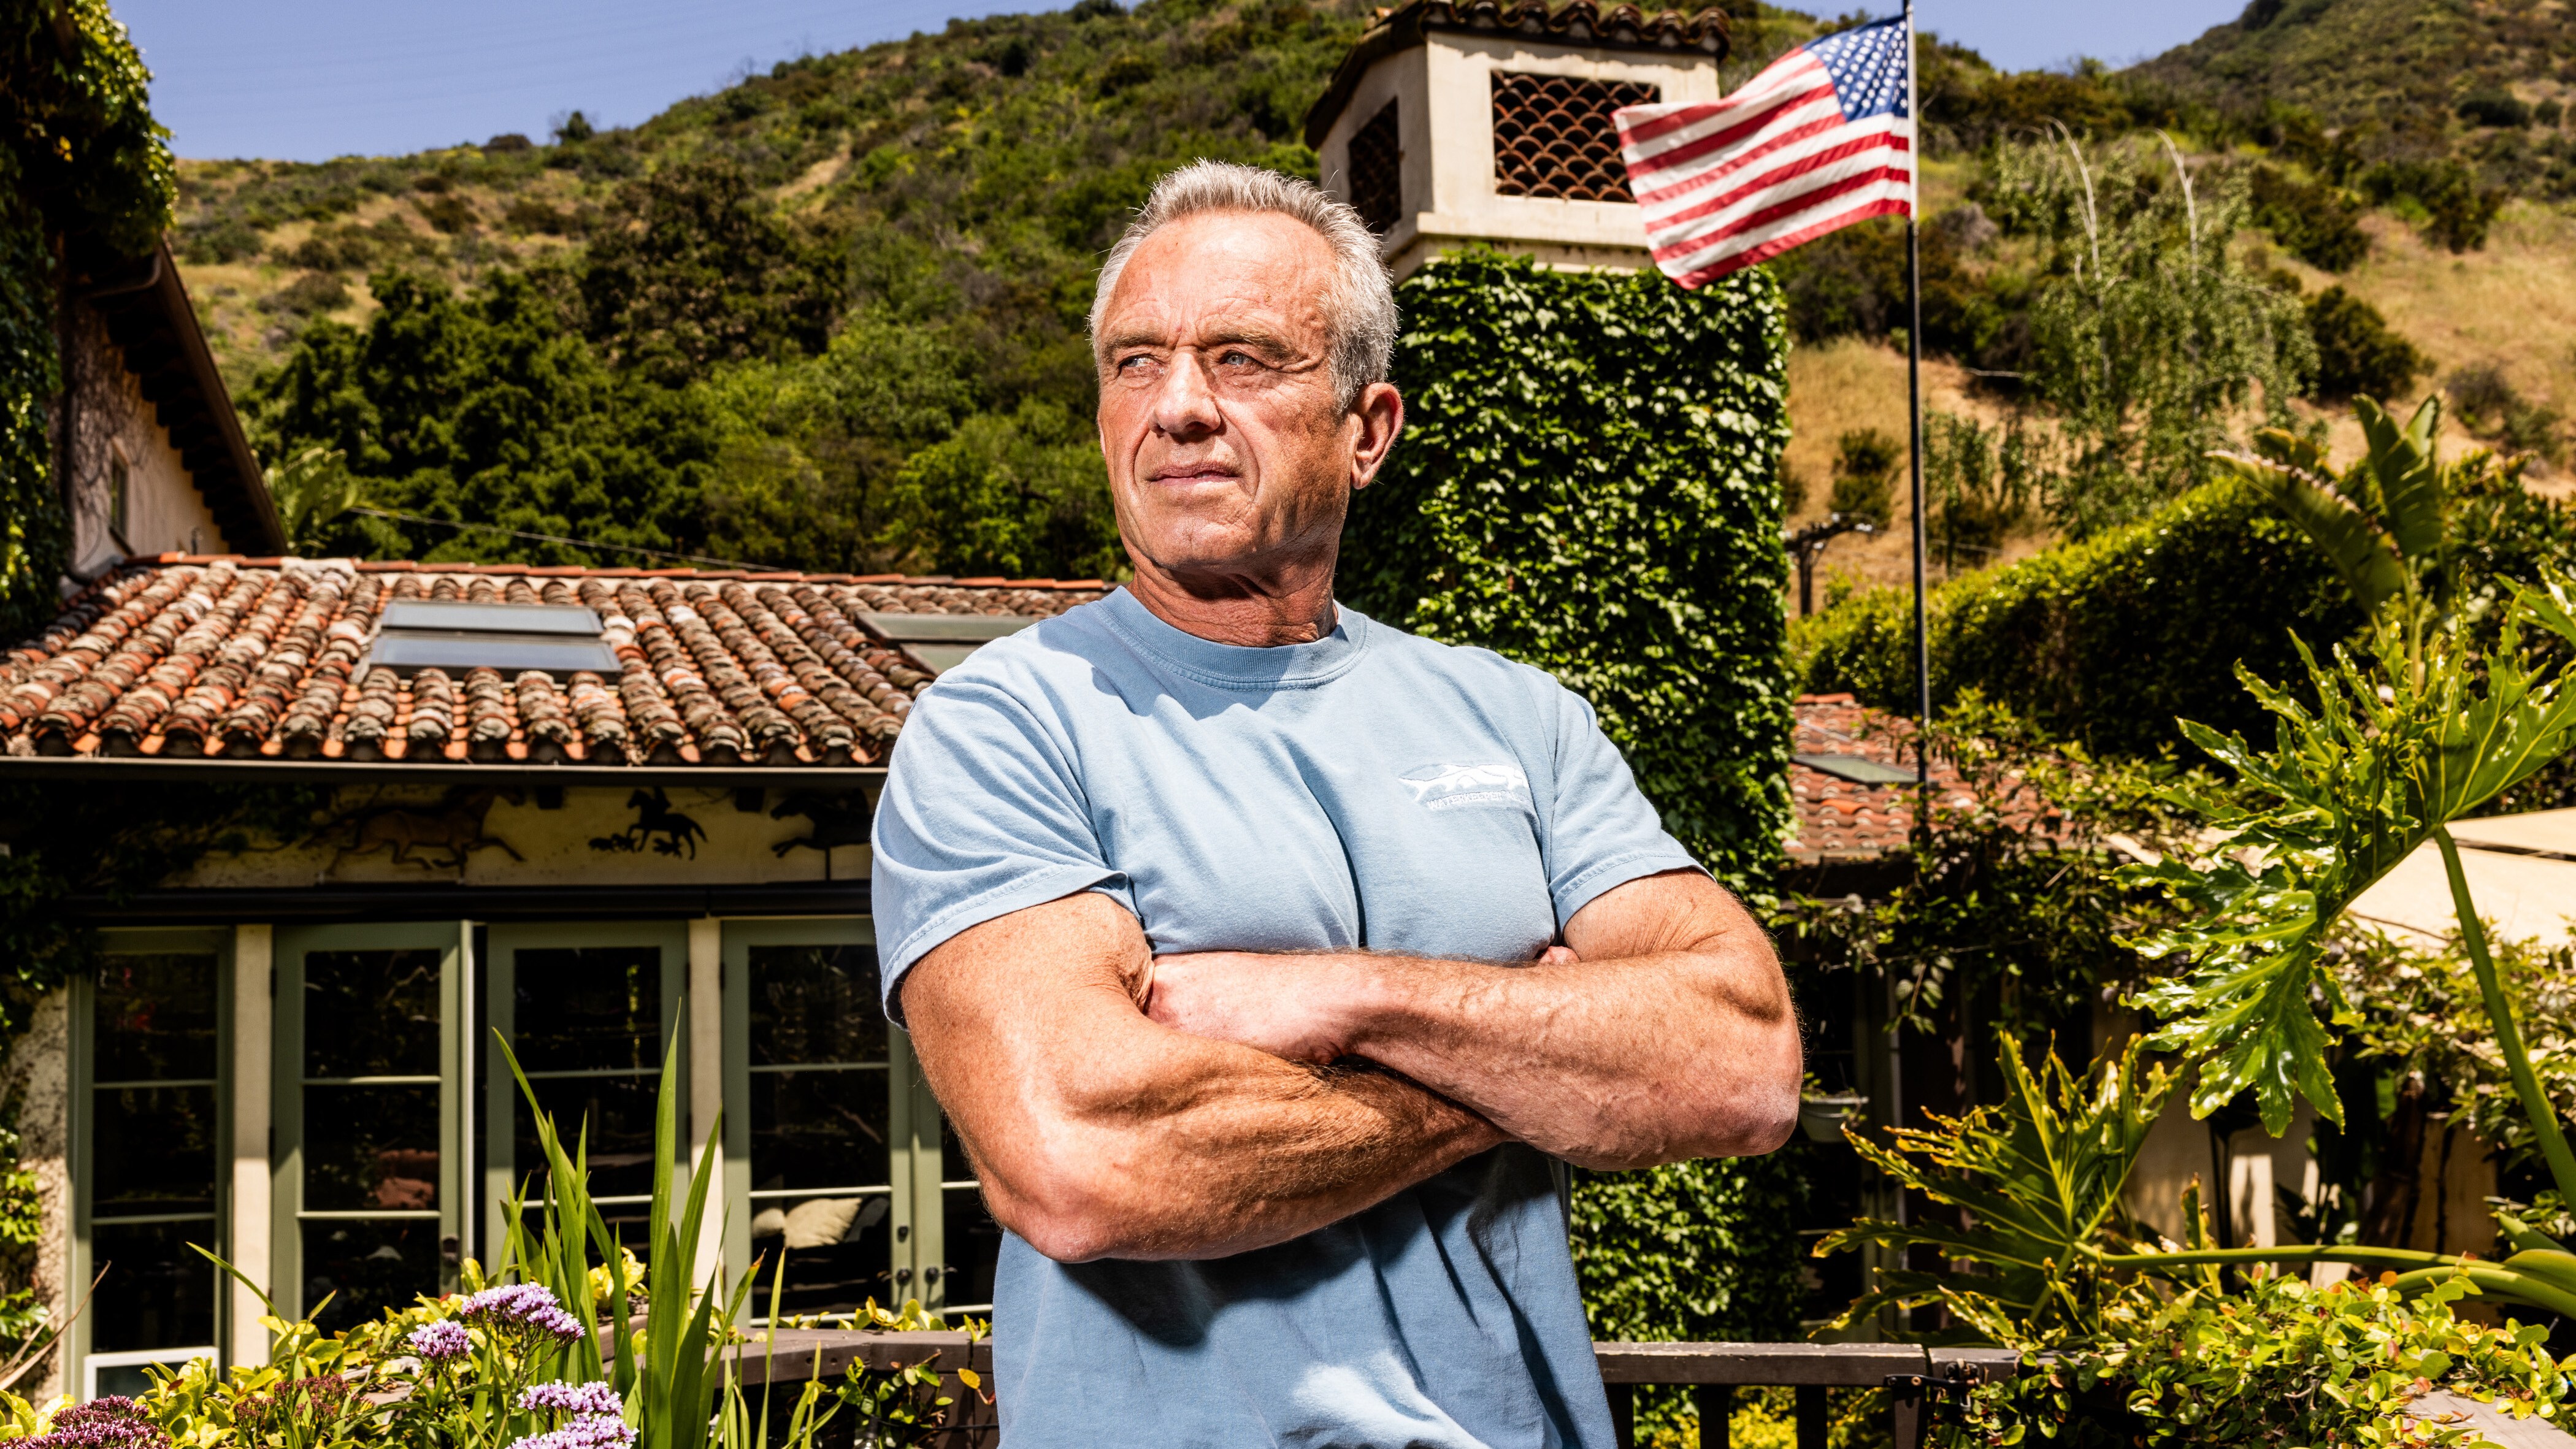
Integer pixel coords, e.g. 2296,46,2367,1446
249,271,719,565
1982,134,2315,537
580,158,837,386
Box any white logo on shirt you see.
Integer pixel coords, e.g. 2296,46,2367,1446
1399,762,1532,812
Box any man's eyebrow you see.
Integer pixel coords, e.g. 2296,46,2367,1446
1096,321,1301,356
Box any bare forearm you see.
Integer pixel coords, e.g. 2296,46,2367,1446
902,893,1501,1263
1341,948,1798,1168
975,1047,1501,1260
1145,872,1802,1168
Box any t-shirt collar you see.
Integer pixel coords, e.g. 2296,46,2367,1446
1100,586,1370,690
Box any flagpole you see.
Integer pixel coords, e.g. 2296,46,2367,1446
1892,0,1925,1244
1903,0,1930,808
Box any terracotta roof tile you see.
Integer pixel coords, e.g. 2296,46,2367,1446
4,556,1110,768
1786,693,1968,865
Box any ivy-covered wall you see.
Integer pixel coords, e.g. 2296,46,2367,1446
1341,249,1795,886
0,0,175,637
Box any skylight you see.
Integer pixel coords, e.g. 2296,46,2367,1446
364,598,621,677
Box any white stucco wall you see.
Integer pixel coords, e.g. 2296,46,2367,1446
63,300,231,580
1315,31,1726,279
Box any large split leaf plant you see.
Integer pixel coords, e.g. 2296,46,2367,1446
1824,396,2576,1339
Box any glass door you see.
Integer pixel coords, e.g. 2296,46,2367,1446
271,923,466,1334
719,920,993,1314
481,923,687,1258
76,930,228,1396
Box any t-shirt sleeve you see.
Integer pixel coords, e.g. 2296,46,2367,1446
868,678,1131,1023
1535,678,1706,928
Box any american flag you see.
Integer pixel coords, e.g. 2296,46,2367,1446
1613,15,1915,289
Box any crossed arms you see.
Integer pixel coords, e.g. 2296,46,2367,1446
897,869,1802,1263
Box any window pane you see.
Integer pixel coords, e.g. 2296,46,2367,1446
748,946,884,1066
92,1086,217,1215
513,948,661,1073
747,1193,892,1315
300,1219,440,1336
303,1085,439,1212
940,1187,1003,1311
304,949,442,1079
751,1069,887,1193
94,954,217,1082
90,1220,216,1351
515,1074,661,1202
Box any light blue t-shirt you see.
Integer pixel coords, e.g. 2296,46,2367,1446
872,587,1701,1449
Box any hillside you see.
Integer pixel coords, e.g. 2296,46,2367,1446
159,0,2576,597
175,0,1363,396
2127,0,2576,200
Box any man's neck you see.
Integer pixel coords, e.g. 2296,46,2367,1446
1123,558,1340,648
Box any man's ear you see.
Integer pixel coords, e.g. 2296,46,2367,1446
1347,381,1405,491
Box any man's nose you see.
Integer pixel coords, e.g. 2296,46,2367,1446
1152,350,1223,440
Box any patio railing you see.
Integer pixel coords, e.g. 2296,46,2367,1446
729,1332,2023,1448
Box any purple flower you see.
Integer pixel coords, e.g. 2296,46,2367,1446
519,1382,623,1418
28,1399,169,1449
407,1320,472,1361
459,1283,583,1341
506,1418,637,1449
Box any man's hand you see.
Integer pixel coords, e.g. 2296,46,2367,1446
1144,871,1800,1170
1145,952,1355,1064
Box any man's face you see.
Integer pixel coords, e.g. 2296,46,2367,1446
1093,210,1395,584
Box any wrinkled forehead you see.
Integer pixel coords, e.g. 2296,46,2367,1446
1097,211,1335,353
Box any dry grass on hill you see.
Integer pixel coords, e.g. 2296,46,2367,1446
2280,202,2576,495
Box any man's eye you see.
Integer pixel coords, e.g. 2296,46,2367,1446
1217,350,1259,370
1117,354,1157,375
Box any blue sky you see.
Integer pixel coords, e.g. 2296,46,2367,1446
120,0,2251,163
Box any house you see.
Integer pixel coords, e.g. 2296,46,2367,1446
1303,0,1733,277
0,551,1105,1399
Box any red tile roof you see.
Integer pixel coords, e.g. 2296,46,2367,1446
1786,693,1981,865
0,555,1107,768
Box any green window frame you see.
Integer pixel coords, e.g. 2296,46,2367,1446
721,919,985,1314
481,922,689,1258
74,928,231,1399
270,923,469,1332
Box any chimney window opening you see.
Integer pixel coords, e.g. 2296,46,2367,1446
1491,72,1661,202
1349,99,1403,234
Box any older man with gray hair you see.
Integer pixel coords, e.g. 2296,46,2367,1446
872,161,1801,1447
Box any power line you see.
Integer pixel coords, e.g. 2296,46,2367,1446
350,507,783,572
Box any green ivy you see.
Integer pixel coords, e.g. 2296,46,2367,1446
1572,1149,1812,1445
1341,250,1795,885
0,1,177,635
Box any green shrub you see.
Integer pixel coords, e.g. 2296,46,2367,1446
1794,481,2361,756
1343,249,1793,884
1795,449,2574,759
2305,284,2428,402
2448,362,2566,462
2249,164,2368,271
2457,88,2534,129
2359,158,2503,252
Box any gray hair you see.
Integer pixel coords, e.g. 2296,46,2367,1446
1089,160,1397,413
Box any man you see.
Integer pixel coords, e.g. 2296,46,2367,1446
873,161,1801,1447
